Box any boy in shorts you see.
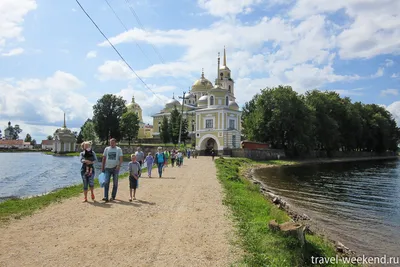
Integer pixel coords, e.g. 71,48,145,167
129,154,141,201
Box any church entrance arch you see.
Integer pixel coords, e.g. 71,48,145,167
199,135,219,156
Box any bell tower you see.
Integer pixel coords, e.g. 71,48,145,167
219,46,234,99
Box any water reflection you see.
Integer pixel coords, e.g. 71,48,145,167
254,159,400,258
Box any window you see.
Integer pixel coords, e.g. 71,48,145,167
232,135,236,148
229,119,235,129
220,72,223,80
226,96,229,106
195,95,197,101
206,119,213,129
210,96,214,105
192,120,195,131
228,85,231,92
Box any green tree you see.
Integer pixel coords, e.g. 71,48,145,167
31,139,37,146
47,135,54,140
5,122,22,140
160,116,170,145
180,118,189,145
24,133,32,143
169,106,181,145
81,120,98,144
92,94,127,143
120,111,140,146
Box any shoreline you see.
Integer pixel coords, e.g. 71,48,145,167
244,155,399,260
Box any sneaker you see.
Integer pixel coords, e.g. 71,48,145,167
91,193,95,200
110,197,114,201
83,198,88,202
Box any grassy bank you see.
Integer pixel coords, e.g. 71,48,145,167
0,163,159,224
215,158,355,267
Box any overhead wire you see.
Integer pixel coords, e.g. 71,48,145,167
75,0,163,101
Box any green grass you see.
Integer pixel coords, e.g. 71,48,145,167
0,163,159,224
215,158,356,267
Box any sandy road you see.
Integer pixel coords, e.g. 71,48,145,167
0,156,238,267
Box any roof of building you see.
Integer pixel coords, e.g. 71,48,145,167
41,140,55,145
0,140,25,145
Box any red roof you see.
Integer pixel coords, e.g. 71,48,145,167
0,140,24,145
41,140,55,145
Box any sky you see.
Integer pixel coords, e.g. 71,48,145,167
0,0,399,142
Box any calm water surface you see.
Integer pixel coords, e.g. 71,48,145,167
254,159,400,259
0,152,129,200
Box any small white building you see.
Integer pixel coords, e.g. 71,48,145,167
41,140,55,150
53,113,77,153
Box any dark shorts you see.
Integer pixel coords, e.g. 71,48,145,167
129,175,139,189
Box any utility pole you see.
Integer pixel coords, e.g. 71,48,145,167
178,91,187,146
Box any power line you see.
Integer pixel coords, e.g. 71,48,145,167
103,0,154,65
75,0,162,101
123,0,167,64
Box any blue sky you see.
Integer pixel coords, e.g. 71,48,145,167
0,0,399,142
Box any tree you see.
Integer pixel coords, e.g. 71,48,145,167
4,122,22,140
24,134,32,143
160,116,170,145
169,106,181,145
81,120,98,144
47,135,54,140
180,118,189,145
31,139,37,146
92,94,127,143
120,111,140,146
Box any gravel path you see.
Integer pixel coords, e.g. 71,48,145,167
0,156,238,267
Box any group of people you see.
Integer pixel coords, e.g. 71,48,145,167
79,139,198,203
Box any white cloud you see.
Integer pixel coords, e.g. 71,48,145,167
392,73,399,78
0,71,92,129
289,0,400,59
97,60,135,81
371,67,384,78
385,59,394,67
380,89,398,97
1,47,24,56
197,0,263,17
86,50,97,59
387,101,400,126
334,88,364,96
0,0,37,50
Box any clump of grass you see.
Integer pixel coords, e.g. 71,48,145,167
216,158,356,267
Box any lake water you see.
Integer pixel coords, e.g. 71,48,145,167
0,152,129,201
254,159,400,260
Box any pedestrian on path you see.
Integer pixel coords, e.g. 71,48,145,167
80,141,97,202
101,138,123,202
170,149,176,167
177,150,183,167
211,149,215,161
144,152,154,178
128,154,141,201
155,147,165,178
135,147,145,169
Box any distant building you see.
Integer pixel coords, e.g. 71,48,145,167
53,113,77,153
41,140,55,150
0,140,32,149
152,47,241,155
126,96,153,139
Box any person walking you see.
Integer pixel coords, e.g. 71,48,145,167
170,149,176,167
211,148,215,161
135,147,145,177
80,141,97,202
155,147,165,178
101,138,123,202
128,154,141,201
144,152,154,178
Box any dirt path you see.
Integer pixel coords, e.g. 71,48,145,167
0,157,238,267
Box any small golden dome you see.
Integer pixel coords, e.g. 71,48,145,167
192,69,213,91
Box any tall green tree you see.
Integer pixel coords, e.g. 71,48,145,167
81,120,98,144
5,122,23,140
47,135,54,140
180,118,189,145
92,94,127,143
120,111,140,146
31,139,37,146
160,116,170,145
169,106,181,145
24,133,32,143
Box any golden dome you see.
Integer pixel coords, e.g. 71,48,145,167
192,69,213,91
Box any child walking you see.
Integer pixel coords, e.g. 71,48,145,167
145,152,154,178
129,154,141,201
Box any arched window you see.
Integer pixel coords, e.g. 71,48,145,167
210,96,214,105
228,85,231,92
195,95,197,101
226,96,229,106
